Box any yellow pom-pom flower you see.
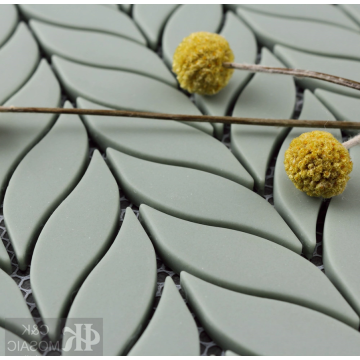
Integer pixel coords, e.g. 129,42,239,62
284,131,353,198
172,32,234,95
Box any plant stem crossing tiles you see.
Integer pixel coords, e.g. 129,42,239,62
4,102,89,270
237,7,360,61
0,60,61,199
231,47,296,194
273,90,341,258
52,56,213,135
78,97,253,188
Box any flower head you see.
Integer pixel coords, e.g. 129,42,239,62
284,131,353,198
172,32,234,95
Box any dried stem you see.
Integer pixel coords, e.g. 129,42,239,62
223,62,360,92
1,106,360,130
343,134,360,149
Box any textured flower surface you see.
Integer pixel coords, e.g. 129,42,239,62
285,131,353,198
172,31,234,95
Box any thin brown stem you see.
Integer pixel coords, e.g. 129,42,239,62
223,62,360,92
1,106,360,130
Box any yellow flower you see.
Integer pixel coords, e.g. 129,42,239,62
284,131,353,198
172,32,234,95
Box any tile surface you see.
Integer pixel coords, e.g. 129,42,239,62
0,4,359,356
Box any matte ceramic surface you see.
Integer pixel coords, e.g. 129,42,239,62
195,12,257,139
52,56,212,135
140,205,358,328
323,145,360,317
0,5,18,48
0,268,40,344
162,4,223,67
339,5,360,26
181,272,360,356
275,45,360,99
31,151,120,342
0,239,11,275
128,277,199,356
78,97,253,188
18,4,145,45
315,89,360,136
236,4,359,31
133,5,179,49
231,48,296,194
0,23,39,105
274,91,341,258
30,20,176,88
237,8,360,61
107,149,301,254
4,102,89,270
63,209,156,356
102,4,118,11
0,60,61,199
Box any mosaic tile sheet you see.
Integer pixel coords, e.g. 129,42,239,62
0,4,359,356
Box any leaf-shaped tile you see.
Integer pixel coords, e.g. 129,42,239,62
0,5,17,48
274,45,360,99
133,5,180,49
128,276,199,356
315,89,360,136
4,102,89,271
231,48,296,194
0,59,61,199
18,4,145,45
107,149,301,253
323,144,360,317
0,327,41,356
0,268,40,344
235,5,359,31
162,4,223,67
339,5,360,26
29,20,176,88
0,239,11,275
52,56,213,135
31,150,120,342
63,209,156,356
274,90,341,258
78,97,253,188
195,12,257,139
0,23,39,105
181,272,360,356
237,8,360,61
140,205,358,328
